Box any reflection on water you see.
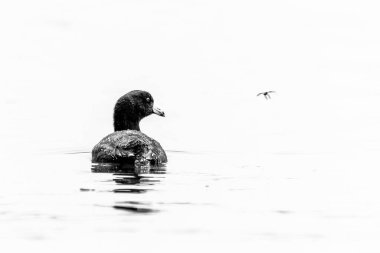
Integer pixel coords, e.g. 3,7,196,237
91,162,167,175
90,162,167,213
1,150,379,252
113,204,159,214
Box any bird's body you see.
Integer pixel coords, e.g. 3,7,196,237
91,90,167,167
257,91,275,100
92,130,167,164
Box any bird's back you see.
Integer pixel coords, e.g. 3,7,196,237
92,130,167,165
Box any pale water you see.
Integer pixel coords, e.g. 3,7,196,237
2,0,380,252
1,148,379,252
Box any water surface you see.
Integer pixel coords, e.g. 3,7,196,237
1,149,379,252
1,1,380,251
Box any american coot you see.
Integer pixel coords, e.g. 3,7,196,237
92,90,167,166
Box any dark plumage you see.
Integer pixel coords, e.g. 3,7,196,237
92,90,167,166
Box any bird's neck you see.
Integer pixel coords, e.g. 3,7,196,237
114,120,140,131
113,112,141,131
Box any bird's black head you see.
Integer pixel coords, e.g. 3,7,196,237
113,90,165,131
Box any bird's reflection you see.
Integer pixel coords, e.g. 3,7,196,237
113,205,158,213
90,163,166,214
91,162,166,174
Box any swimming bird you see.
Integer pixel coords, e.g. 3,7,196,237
92,90,167,166
257,91,275,100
